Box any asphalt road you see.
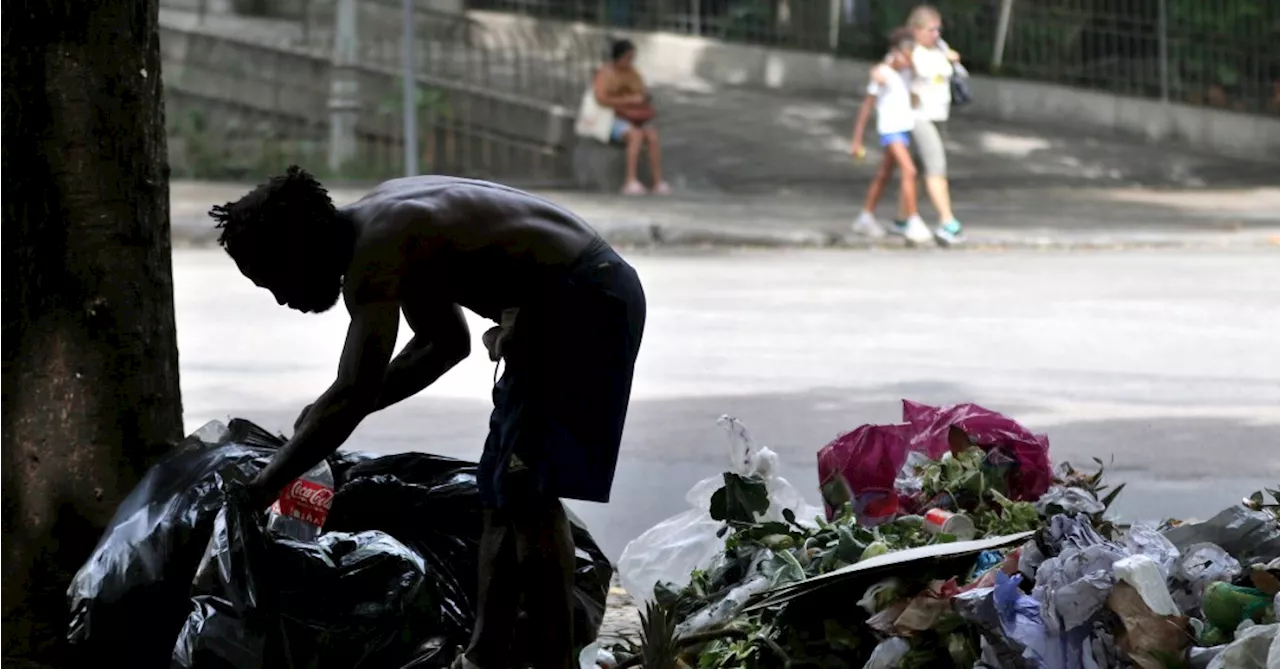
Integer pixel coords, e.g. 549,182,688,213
175,247,1280,560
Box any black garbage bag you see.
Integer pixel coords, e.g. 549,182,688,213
65,419,279,667
326,472,479,641
68,419,612,669
329,449,380,488
326,453,613,659
172,484,438,669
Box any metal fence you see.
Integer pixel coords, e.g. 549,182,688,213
298,0,599,105
468,0,1280,114
161,0,592,183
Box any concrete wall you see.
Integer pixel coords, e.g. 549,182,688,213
160,23,577,183
468,11,1280,161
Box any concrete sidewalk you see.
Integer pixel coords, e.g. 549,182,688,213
646,82,1280,196
172,180,1280,251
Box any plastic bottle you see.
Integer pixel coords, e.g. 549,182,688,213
266,459,335,542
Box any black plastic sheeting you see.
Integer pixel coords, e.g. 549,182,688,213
66,418,612,668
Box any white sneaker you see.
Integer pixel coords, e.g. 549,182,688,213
903,215,933,246
933,219,965,247
851,211,887,238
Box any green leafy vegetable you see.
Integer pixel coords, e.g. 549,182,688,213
710,472,770,524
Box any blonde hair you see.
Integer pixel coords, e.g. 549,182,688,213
908,5,941,28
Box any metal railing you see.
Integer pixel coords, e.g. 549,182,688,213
160,1,590,183
296,0,599,105
468,0,1280,114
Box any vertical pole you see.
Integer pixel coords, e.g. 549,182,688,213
828,0,840,51
402,0,420,176
1157,0,1169,102
327,0,359,174
991,0,1014,71
692,0,701,35
301,0,312,46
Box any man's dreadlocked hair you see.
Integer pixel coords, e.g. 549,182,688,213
208,165,340,265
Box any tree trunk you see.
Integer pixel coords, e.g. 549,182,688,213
1,1,184,666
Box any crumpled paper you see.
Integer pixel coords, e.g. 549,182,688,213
1123,523,1181,579
1169,543,1243,617
1019,539,1047,580
867,580,961,636
1032,517,1129,632
895,580,960,633
1036,486,1105,517
954,572,1116,669
866,600,909,635
1108,581,1191,669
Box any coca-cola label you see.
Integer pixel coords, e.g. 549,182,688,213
273,478,334,527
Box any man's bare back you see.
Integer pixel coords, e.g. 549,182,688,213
342,176,600,320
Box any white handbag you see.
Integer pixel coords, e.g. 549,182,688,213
575,86,615,144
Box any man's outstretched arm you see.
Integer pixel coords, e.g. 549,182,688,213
373,301,471,412
251,300,400,501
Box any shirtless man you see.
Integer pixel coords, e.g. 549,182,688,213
210,167,646,669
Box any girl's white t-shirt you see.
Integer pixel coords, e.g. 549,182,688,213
867,63,914,136
911,44,955,122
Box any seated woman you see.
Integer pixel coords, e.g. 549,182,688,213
593,39,670,195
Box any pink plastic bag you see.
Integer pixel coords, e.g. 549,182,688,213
817,422,912,523
817,400,1052,522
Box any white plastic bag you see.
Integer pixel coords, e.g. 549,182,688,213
574,86,615,143
1205,622,1278,669
577,642,616,669
617,416,824,602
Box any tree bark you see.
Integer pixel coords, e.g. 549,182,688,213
1,1,184,666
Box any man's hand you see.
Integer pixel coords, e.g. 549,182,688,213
947,48,961,63
249,300,400,503
849,140,866,160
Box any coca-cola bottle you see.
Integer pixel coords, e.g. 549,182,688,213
266,459,335,542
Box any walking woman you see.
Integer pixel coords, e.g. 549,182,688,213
902,5,966,245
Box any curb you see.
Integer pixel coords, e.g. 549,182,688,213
169,219,1280,252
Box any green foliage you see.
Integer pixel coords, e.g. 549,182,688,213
639,599,680,669
618,448,1135,668
709,473,770,525
713,0,779,45
376,81,452,119
1054,457,1128,539
1165,0,1277,95
166,104,396,182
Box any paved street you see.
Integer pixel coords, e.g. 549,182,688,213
175,247,1280,560
171,181,1280,252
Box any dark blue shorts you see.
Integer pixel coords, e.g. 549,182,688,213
478,239,646,509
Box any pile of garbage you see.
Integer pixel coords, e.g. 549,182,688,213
614,401,1280,668
66,418,612,668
